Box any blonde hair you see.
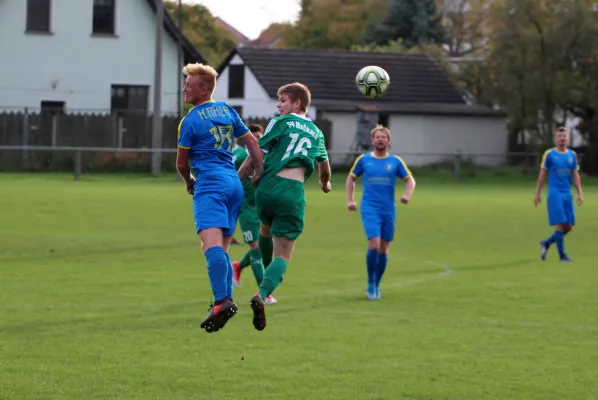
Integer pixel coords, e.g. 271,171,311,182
277,82,311,112
370,124,391,140
182,63,218,92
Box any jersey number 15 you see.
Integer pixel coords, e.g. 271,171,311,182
210,125,233,150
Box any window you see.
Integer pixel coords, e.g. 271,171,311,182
111,85,149,113
377,113,389,127
93,0,116,35
232,106,243,118
26,0,51,33
41,100,65,115
228,65,245,99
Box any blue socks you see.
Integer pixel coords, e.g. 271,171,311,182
375,252,388,287
366,249,389,287
205,246,229,302
224,252,234,299
545,230,567,258
366,249,377,285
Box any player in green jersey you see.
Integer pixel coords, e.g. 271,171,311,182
238,82,331,331
231,124,277,305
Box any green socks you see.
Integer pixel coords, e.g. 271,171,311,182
239,250,252,270
259,257,288,299
258,234,273,269
249,248,264,287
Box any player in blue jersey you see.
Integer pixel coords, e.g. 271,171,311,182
534,127,583,262
176,63,264,333
346,125,416,300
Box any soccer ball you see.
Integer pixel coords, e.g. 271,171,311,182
355,66,390,98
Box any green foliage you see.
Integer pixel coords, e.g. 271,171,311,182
164,1,237,67
284,0,386,50
363,0,445,48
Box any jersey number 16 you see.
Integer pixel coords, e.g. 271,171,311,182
282,132,312,160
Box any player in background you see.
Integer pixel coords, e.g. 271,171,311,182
176,63,264,333
346,125,416,300
237,82,331,331
534,127,583,262
231,123,278,305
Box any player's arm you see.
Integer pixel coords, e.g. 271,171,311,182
346,155,364,211
316,135,331,193
231,107,264,185
238,133,264,183
176,117,195,193
572,152,583,205
396,156,415,204
237,155,255,181
318,159,331,193
535,150,550,206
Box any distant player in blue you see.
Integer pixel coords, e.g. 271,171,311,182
176,63,264,333
346,125,416,300
534,127,584,262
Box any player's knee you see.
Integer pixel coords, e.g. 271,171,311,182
368,238,381,251
260,224,271,237
248,241,259,250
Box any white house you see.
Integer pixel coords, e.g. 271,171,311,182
214,47,508,167
0,0,205,114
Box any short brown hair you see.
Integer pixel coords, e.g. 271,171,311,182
370,124,391,140
556,126,568,133
248,123,263,133
277,82,311,112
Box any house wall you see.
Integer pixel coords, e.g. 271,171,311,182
0,0,182,113
214,54,317,119
323,111,508,167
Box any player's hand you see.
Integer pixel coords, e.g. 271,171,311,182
185,177,195,195
577,195,583,206
400,195,410,205
534,194,541,207
320,180,331,193
347,200,357,211
251,172,262,188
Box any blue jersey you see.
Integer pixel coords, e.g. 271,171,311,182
350,152,412,214
541,148,579,194
177,100,250,178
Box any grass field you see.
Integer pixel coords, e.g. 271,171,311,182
1,173,597,400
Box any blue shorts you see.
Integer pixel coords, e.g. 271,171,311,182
193,175,244,236
547,192,575,226
361,212,396,242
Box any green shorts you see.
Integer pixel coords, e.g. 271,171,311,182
255,175,306,240
238,200,260,244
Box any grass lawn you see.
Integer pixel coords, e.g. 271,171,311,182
1,173,596,400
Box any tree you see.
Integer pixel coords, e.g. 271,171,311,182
442,0,489,58
164,1,237,67
284,0,386,50
363,0,445,48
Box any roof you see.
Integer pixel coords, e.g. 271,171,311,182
214,17,251,45
144,0,206,64
218,47,466,106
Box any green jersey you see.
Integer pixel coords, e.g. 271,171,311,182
232,144,254,200
258,114,328,180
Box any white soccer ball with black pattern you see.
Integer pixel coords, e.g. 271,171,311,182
355,66,390,98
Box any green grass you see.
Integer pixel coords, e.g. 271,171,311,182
1,173,597,400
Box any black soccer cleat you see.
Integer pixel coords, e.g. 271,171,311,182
200,299,238,333
250,293,267,331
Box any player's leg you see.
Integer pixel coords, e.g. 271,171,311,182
233,206,263,287
361,212,382,300
223,181,245,299
556,196,575,261
374,213,395,298
541,193,567,261
250,176,304,331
